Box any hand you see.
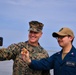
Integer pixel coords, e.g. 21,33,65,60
21,48,28,55
21,48,31,64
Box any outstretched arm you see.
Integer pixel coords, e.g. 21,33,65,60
21,48,54,70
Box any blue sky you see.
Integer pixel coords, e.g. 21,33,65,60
0,1,76,74
0,0,76,52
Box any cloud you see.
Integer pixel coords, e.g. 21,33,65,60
0,0,32,5
0,0,76,22
0,0,76,48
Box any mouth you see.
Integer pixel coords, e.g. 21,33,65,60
30,36,36,40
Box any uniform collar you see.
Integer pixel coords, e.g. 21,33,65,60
56,46,76,64
68,45,76,57
57,45,76,57
25,41,41,47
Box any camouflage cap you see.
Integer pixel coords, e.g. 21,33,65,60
52,27,75,38
28,21,44,32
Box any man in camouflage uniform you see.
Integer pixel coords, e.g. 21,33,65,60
0,21,50,75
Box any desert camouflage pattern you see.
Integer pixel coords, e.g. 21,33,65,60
29,21,44,32
0,41,50,75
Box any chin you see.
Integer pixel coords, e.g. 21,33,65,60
59,45,63,48
30,40,36,43
59,44,62,47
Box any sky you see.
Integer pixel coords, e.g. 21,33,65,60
0,0,76,53
0,0,76,75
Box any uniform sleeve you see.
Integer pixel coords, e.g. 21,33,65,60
41,49,50,75
29,54,55,70
0,43,20,60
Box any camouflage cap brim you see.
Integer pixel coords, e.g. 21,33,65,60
28,28,42,32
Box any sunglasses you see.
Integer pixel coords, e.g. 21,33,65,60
56,35,70,39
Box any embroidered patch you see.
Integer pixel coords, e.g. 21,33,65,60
66,61,76,67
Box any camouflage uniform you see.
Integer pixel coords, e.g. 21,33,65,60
0,21,50,75
0,41,50,75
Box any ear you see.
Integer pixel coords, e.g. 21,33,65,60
69,36,74,41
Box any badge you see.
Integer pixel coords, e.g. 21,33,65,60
66,61,76,67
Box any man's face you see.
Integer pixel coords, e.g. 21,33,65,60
56,35,73,47
28,31,42,43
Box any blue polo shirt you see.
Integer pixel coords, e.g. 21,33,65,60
29,46,76,75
